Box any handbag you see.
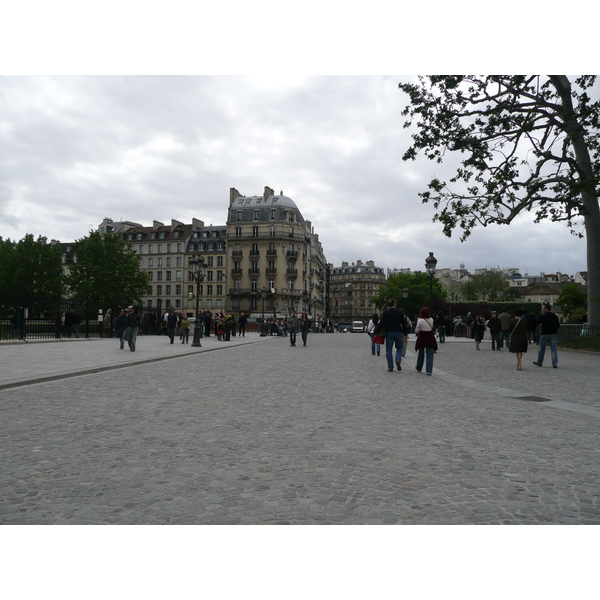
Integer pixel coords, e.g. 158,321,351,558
373,334,385,345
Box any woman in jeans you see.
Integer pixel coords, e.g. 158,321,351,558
415,307,438,375
300,312,312,346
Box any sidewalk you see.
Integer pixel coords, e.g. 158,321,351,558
0,332,267,390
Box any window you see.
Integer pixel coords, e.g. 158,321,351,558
251,280,258,293
217,256,223,267
176,285,182,295
139,245,144,254
148,272,154,281
207,299,212,308
207,285,213,296
167,244,171,253
151,232,156,239
157,257,163,267
166,271,172,281
127,233,133,240
253,209,259,221
207,271,213,282
252,226,259,237
147,299,153,307
165,299,171,308
268,279,275,290
268,242,276,254
156,285,162,295
237,210,242,221
187,299,193,308
137,233,142,240
157,244,162,253
216,285,223,296
288,228,294,237
289,213,295,222
235,227,242,238
217,270,223,281
159,231,166,239
271,208,276,220
175,299,181,308
176,256,182,267
188,285,194,295
148,244,153,253
174,231,180,239
166,257,172,267
270,226,276,237
207,256,214,267
166,285,171,295
216,299,222,309
157,272,163,281
176,270,182,281
218,242,225,250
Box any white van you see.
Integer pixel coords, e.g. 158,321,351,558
352,321,364,333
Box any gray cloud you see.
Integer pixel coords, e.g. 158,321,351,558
0,75,588,276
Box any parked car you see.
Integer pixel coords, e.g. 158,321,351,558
352,321,364,333
337,322,352,333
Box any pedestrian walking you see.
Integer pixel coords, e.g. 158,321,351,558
499,309,512,349
415,307,438,375
180,316,190,344
367,313,381,356
115,308,128,350
533,304,560,368
166,308,178,344
238,313,247,337
378,299,410,372
125,306,141,352
436,312,447,343
487,311,502,350
300,312,311,346
288,311,299,347
473,315,486,350
527,312,538,344
508,308,529,370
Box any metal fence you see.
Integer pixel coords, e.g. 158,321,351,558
556,324,600,352
0,294,163,342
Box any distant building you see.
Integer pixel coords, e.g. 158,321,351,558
329,260,386,324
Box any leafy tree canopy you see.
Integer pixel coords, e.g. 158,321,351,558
65,231,150,308
369,272,446,319
467,270,523,302
0,234,63,297
399,75,600,326
556,283,587,320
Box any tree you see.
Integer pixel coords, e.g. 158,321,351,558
557,283,587,321
0,234,63,298
370,272,446,319
65,231,150,308
399,76,600,326
468,270,522,302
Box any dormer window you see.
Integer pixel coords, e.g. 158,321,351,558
151,232,156,239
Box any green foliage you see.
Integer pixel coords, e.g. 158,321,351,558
398,75,600,326
369,272,446,319
0,234,63,297
65,231,150,307
557,283,587,319
468,270,523,302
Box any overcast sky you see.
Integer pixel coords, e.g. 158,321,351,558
1,8,596,279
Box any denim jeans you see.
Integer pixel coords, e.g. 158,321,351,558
290,330,297,345
537,334,558,366
119,328,126,348
438,325,445,343
370,332,381,355
385,332,404,370
301,329,309,345
416,347,434,374
491,332,501,350
127,327,138,352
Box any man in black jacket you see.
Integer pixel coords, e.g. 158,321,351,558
379,299,410,372
533,304,560,368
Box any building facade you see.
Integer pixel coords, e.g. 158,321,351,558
225,186,327,319
329,260,386,325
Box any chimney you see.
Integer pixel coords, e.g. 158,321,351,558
192,218,204,229
263,186,274,201
230,187,242,205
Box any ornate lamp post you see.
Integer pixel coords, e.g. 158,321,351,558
402,288,409,300
260,288,267,321
425,252,438,308
189,255,207,347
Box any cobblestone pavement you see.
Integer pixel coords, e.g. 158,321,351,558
1,332,599,524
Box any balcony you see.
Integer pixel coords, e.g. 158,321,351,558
248,268,260,275
266,267,277,274
286,268,298,277
231,268,243,276
231,250,243,257
249,250,260,257
286,250,298,259
266,249,277,257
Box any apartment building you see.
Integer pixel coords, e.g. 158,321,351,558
329,260,386,324
226,186,327,318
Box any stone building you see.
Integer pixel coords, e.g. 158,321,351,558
225,186,327,318
329,260,386,325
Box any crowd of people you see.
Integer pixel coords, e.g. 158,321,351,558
367,303,561,374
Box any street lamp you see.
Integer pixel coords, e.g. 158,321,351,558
402,288,409,299
425,252,438,308
189,255,207,347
